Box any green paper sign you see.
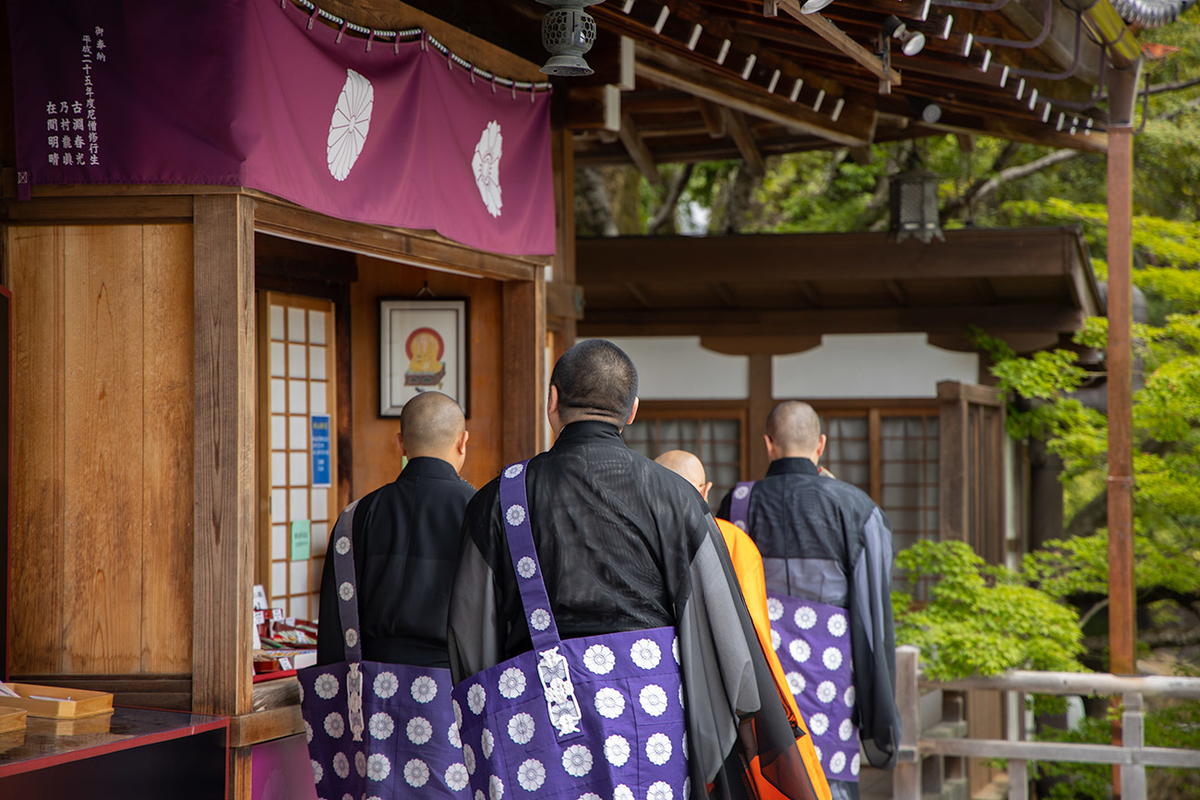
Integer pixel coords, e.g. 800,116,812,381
290,519,311,562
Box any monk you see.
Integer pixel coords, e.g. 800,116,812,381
655,450,832,800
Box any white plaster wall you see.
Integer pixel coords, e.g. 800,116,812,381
597,337,749,399
772,333,979,399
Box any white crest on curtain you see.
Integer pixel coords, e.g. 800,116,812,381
472,120,503,218
327,68,374,181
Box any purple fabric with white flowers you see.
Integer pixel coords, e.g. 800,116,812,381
450,460,690,800
299,662,462,798
299,498,462,798
768,592,860,782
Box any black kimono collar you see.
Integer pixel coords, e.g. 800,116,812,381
398,456,463,481
766,457,820,477
552,420,626,449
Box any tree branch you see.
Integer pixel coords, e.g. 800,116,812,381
646,163,695,236
941,140,1021,221
944,146,1079,222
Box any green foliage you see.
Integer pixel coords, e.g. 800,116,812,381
893,541,1086,680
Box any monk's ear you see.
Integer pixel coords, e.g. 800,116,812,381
395,431,407,458
699,480,713,502
815,433,827,459
626,396,640,427
458,429,470,455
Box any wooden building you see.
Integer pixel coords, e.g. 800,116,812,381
0,0,1155,798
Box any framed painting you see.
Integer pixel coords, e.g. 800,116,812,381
379,298,468,417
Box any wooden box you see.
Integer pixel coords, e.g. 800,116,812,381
0,706,26,734
0,683,113,719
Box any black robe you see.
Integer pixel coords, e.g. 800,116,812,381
317,456,475,668
448,421,818,800
719,457,901,773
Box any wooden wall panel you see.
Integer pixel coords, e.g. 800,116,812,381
7,227,66,675
142,224,195,674
7,222,195,678
350,257,505,495
63,226,146,673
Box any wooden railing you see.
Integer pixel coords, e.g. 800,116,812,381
893,646,1200,800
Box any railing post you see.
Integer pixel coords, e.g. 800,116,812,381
1121,692,1146,800
1007,689,1028,800
894,646,921,800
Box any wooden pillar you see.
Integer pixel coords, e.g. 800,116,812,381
551,128,577,361
192,194,256,799
1106,59,1141,799
502,271,547,464
748,354,772,479
1106,125,1136,679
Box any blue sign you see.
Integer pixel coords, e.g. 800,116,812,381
311,414,332,488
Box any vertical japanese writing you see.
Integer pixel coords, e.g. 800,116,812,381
82,28,101,166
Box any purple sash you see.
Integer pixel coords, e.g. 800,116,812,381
728,480,755,531
728,480,860,781
298,500,462,797
769,593,859,781
451,460,690,800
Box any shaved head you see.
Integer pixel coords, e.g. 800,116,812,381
766,400,823,457
399,391,466,457
550,340,638,427
655,450,707,489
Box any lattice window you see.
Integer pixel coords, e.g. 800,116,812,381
261,293,337,621
623,411,745,514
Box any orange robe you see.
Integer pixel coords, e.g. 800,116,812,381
717,517,832,800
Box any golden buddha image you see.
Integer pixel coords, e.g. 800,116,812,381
404,326,446,387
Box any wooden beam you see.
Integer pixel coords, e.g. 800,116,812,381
719,108,766,177
635,50,875,147
579,304,1084,337
776,0,901,85
566,85,621,132
619,110,661,185
697,98,728,138
578,229,1079,284
192,194,256,720
252,198,544,281
546,281,585,320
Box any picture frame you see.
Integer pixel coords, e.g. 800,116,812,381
379,298,469,417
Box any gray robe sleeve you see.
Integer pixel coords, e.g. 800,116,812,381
849,506,901,768
447,537,504,685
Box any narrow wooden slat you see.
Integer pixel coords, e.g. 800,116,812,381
2,196,193,223
142,223,195,674
8,226,65,674
63,225,145,673
192,194,256,718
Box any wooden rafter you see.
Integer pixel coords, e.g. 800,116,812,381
619,110,661,184
636,49,875,146
775,0,901,85
718,107,766,176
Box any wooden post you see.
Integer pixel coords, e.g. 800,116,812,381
894,645,921,800
1106,59,1140,799
192,194,256,799
748,354,772,480
502,272,547,464
551,127,577,361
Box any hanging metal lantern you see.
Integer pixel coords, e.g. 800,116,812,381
538,1,604,77
889,163,944,243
